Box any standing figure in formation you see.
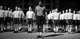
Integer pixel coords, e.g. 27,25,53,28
52,9,60,32
12,7,20,33
67,9,73,33
26,7,34,33
0,6,5,32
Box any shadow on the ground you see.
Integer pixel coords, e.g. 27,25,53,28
43,34,64,38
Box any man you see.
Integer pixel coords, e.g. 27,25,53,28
35,1,46,38
0,6,5,32
52,9,60,32
73,11,77,32
67,9,73,33
75,11,80,32
60,10,66,31
47,11,54,30
26,7,34,33
12,7,20,33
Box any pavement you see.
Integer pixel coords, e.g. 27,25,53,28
0,32,80,39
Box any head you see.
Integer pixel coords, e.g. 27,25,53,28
66,10,68,13
0,6,3,9
29,7,32,11
69,9,71,12
18,7,22,11
73,11,76,14
15,7,18,11
39,1,42,6
62,10,64,14
8,7,10,11
49,11,52,14
78,11,80,14
54,8,58,12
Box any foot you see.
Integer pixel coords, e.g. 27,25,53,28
28,31,32,33
0,31,3,33
37,35,42,38
13,31,19,33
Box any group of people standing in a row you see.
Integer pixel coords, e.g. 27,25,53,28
0,1,80,38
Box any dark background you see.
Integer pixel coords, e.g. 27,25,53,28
0,0,80,13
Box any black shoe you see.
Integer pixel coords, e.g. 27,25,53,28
13,31,19,33
37,35,42,38
0,31,3,33
28,31,32,33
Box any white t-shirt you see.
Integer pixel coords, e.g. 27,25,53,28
52,12,60,20
0,10,4,17
12,11,20,18
73,14,77,20
64,13,68,20
47,13,54,19
19,11,24,18
76,14,80,20
26,11,34,18
4,10,10,17
60,13,65,20
67,12,73,19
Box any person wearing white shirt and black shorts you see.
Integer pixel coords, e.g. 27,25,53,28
26,7,34,33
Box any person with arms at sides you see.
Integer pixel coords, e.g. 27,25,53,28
18,7,25,31
26,7,35,33
67,9,73,34
35,1,46,38
59,10,66,32
12,7,20,33
47,10,54,31
52,8,60,33
0,6,5,33
75,11,80,32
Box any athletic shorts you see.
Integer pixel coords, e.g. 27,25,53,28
13,18,20,24
59,20,67,26
5,17,12,22
28,18,33,24
73,20,77,25
67,19,73,25
36,16,45,26
76,20,80,25
54,20,60,26
48,19,53,25
0,17,4,24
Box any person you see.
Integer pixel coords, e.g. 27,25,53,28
18,7,25,30
47,11,54,30
0,6,5,32
67,9,73,33
59,10,66,31
73,11,77,32
35,1,46,38
12,7,20,33
75,11,80,32
26,7,34,33
52,9,60,32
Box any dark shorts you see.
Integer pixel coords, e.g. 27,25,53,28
67,19,73,25
59,20,67,26
76,20,80,25
48,19,53,25
13,18,20,24
54,20,59,26
73,20,77,25
0,17,4,24
36,16,45,26
28,18,33,24
5,17,12,22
